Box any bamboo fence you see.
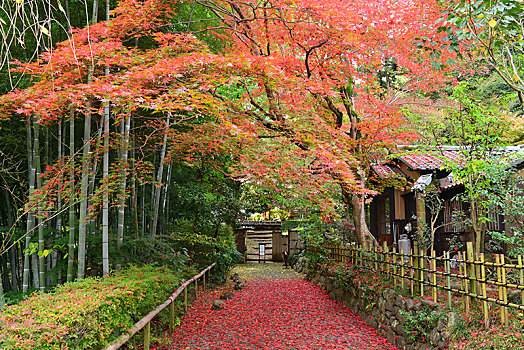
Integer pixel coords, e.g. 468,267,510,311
104,262,216,350
312,242,524,327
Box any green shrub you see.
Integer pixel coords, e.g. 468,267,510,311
0,265,193,349
172,230,241,280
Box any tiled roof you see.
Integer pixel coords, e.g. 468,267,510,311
398,150,463,171
371,164,405,178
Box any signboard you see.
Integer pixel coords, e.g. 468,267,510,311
259,244,265,256
259,243,266,263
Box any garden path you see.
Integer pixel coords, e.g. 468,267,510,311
161,263,397,350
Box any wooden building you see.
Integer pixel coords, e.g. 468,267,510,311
369,147,521,254
235,221,304,262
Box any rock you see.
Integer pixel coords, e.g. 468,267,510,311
420,342,433,350
396,336,407,349
387,328,396,344
395,295,406,308
405,298,415,311
428,328,441,345
230,273,240,282
212,300,225,310
508,290,522,305
234,281,245,290
383,288,396,300
385,300,395,312
220,292,235,300
446,312,460,329
437,340,448,349
394,323,407,337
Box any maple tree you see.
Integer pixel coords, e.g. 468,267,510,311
0,0,462,292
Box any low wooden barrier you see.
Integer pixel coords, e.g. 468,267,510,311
311,242,524,328
104,262,216,350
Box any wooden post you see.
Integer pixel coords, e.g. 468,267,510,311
144,322,151,350
519,255,524,306
466,242,477,305
501,254,509,326
184,285,188,312
203,270,206,290
195,278,198,299
169,301,175,331
479,253,489,328
431,250,437,303
445,251,452,309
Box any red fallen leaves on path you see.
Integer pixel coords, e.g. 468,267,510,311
161,277,398,350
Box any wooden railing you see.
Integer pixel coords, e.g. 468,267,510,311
312,242,524,327
104,262,216,350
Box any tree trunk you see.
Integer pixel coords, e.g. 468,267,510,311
350,193,376,249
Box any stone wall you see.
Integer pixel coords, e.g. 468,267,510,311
294,257,459,350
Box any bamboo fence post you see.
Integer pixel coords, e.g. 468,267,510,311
479,253,489,328
400,247,405,290
169,301,175,331
459,251,470,313
384,243,390,274
466,242,477,305
501,254,509,326
420,249,425,298
519,255,524,306
374,246,378,271
410,248,414,296
184,285,188,312
431,250,437,303
144,322,151,350
496,254,505,325
413,242,419,294
393,247,398,285
445,251,452,309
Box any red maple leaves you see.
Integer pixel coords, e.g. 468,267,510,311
164,277,397,349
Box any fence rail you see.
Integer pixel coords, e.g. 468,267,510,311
104,262,216,350
312,242,524,327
